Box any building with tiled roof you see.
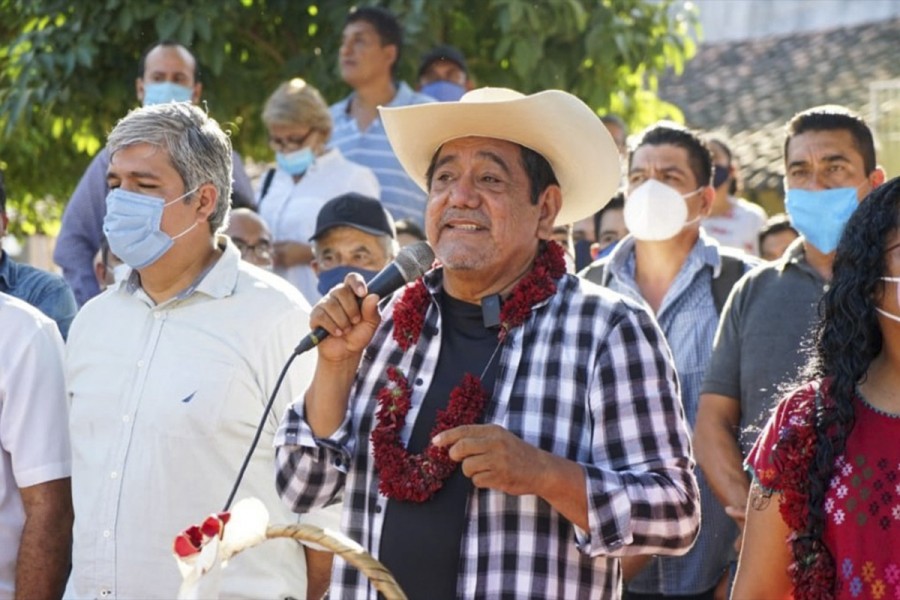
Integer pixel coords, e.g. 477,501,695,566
658,16,900,211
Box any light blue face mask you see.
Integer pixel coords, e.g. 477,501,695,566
142,81,194,106
276,147,315,176
785,185,862,254
597,240,618,259
103,187,199,269
317,265,379,297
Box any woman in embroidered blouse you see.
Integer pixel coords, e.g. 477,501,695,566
733,176,900,600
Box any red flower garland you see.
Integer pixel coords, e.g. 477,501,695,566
371,241,566,502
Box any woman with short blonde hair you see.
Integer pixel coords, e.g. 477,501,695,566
255,78,379,304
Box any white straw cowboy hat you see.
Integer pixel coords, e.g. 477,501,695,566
379,87,620,225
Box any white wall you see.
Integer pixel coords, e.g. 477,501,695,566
693,0,900,42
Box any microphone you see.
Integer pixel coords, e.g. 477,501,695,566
224,241,434,510
294,241,435,355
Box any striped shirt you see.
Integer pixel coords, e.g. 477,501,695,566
597,232,758,595
275,268,700,599
328,82,434,226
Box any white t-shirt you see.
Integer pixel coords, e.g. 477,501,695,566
702,196,768,256
65,241,341,600
0,293,70,599
257,148,380,304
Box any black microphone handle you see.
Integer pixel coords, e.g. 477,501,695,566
294,325,329,355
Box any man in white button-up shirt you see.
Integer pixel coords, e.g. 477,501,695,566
0,292,72,600
66,102,338,599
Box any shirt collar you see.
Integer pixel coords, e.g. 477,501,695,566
387,82,416,107
342,81,416,116
183,236,240,299
416,256,561,314
777,236,809,272
122,236,240,304
608,229,724,282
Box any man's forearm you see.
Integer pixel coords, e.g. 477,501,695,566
16,479,73,600
304,548,333,600
701,443,750,513
305,359,362,438
695,396,751,511
535,453,589,531
620,555,653,582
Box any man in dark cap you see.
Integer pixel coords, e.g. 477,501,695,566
417,44,472,102
310,192,398,297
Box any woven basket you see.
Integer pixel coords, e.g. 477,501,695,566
261,524,407,600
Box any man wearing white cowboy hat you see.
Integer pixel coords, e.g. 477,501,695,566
275,88,700,599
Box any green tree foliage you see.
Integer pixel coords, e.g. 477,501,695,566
0,0,697,237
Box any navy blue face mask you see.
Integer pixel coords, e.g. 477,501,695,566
317,265,380,297
712,163,731,189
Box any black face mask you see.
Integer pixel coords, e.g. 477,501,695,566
712,163,731,189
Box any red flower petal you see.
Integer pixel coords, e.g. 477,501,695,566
173,525,204,557
201,515,223,538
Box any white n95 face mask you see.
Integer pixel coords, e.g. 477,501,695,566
624,179,702,241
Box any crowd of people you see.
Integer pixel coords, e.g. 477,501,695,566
1,4,896,600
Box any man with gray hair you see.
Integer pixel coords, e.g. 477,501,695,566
54,40,256,307
65,102,339,599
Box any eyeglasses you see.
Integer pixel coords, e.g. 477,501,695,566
232,238,273,259
267,129,315,152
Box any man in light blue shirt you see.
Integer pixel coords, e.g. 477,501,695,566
581,123,758,600
0,171,77,339
329,6,433,226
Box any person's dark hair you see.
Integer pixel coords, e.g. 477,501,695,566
395,218,426,242
137,40,201,83
100,235,112,266
346,6,403,75
0,170,6,213
593,191,625,241
784,105,876,175
790,176,900,589
520,146,559,205
425,143,558,206
630,123,713,188
757,213,798,254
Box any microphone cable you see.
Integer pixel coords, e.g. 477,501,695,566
223,349,299,511
222,242,434,510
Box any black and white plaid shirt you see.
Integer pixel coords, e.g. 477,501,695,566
275,271,700,599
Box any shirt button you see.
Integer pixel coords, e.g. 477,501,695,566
375,505,383,513
110,471,118,479
137,360,145,368
122,415,130,423
333,457,343,468
415,378,424,386
103,530,111,538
